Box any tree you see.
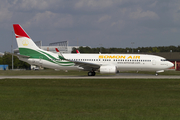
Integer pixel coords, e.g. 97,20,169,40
71,45,180,53
152,47,160,53
0,53,30,69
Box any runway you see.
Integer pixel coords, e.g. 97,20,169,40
0,73,180,79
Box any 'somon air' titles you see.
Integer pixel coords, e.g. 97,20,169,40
99,55,140,59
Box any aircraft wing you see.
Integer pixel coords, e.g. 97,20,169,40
67,60,100,71
55,48,100,71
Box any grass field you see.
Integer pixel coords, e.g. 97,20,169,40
0,78,180,120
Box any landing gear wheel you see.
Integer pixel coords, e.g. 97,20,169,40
88,72,92,76
155,73,158,76
88,71,96,76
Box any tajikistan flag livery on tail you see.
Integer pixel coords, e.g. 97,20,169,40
13,24,41,56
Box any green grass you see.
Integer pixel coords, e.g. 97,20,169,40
0,79,180,120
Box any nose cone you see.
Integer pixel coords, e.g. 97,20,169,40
168,62,174,68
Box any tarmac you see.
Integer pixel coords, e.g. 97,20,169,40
0,73,180,79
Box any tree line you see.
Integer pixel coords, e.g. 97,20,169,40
1,45,180,69
0,53,30,69
72,46,180,53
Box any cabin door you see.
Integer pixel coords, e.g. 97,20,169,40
152,58,156,65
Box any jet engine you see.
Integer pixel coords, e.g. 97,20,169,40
100,66,117,74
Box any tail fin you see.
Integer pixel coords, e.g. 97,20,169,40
13,24,40,56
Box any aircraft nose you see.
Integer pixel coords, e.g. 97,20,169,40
169,62,174,67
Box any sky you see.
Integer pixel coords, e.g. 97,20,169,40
1,0,180,52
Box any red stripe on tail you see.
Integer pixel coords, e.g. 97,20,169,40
13,24,30,39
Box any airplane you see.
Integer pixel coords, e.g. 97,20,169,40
13,24,174,76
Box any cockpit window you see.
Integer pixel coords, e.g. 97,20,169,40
161,59,167,61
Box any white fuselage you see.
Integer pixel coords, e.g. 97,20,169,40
20,52,174,72
63,54,173,71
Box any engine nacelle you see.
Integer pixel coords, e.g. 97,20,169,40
100,66,117,74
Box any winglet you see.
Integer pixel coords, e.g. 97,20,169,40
55,48,59,52
55,48,65,60
76,49,80,54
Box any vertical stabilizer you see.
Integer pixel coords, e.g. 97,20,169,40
13,24,40,56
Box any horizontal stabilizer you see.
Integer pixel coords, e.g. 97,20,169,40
8,52,30,58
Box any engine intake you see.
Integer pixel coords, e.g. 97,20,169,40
100,66,117,74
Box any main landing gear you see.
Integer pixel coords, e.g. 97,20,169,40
88,71,96,76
